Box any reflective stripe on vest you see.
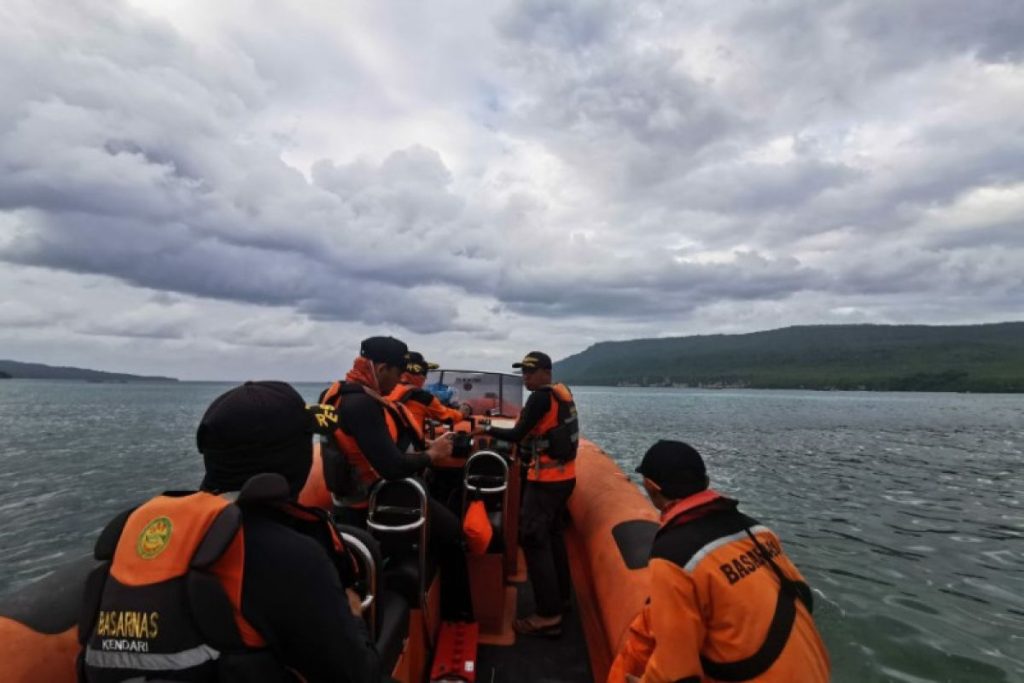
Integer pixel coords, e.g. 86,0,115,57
681,524,770,573
529,454,576,482
85,643,220,671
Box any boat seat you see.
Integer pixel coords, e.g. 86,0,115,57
382,552,438,608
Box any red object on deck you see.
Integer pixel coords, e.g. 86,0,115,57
429,621,479,682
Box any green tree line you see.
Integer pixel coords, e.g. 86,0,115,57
554,323,1024,393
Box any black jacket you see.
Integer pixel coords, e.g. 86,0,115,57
239,504,380,683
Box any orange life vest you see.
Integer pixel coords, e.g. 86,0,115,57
80,492,263,681
80,483,353,682
321,381,417,506
524,383,579,482
389,383,464,435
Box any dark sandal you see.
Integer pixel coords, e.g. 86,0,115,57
514,616,563,639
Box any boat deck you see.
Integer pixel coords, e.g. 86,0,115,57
476,580,592,683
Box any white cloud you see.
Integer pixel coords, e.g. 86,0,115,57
1,0,1022,379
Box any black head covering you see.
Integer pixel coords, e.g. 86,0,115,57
512,351,552,370
635,440,709,499
197,381,313,496
405,351,440,376
360,336,409,367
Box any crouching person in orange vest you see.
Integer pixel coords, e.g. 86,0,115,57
389,351,470,432
78,381,381,683
610,440,830,683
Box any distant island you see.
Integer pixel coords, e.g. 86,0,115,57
555,322,1024,393
0,360,177,383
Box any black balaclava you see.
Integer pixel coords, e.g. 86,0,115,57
197,381,313,497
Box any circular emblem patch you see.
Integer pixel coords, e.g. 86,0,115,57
136,516,173,560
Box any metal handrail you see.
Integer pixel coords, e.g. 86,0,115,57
339,531,377,636
366,512,425,533
366,477,430,597
366,478,428,533
466,477,508,494
463,450,509,494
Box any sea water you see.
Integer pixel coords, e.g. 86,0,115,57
1,380,1021,682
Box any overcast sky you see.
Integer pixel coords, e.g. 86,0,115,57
1,0,1022,380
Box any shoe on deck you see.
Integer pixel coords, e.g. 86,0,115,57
513,616,563,639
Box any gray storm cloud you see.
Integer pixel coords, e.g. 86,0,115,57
0,0,1021,352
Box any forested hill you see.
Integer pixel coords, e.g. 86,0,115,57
0,360,177,383
554,323,1024,392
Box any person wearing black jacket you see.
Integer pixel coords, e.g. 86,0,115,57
235,504,377,682
79,381,381,683
320,336,473,623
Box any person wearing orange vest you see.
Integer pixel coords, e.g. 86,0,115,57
318,337,448,515
389,350,474,516
473,351,579,637
78,381,381,683
611,440,830,683
388,351,469,434
320,336,474,623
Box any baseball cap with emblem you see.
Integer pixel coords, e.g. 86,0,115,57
512,351,552,370
405,351,440,376
359,336,409,367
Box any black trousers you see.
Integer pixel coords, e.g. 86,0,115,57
519,479,575,618
337,493,473,622
427,495,474,622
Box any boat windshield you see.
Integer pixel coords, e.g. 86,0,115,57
425,370,524,418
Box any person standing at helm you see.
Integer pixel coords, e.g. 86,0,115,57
389,351,470,436
473,351,579,637
611,440,830,683
78,381,381,683
320,336,474,623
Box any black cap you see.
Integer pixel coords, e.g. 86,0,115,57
406,351,439,376
635,440,708,498
197,381,313,495
512,351,552,370
360,336,408,367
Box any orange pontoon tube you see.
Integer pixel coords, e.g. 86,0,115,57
0,435,658,683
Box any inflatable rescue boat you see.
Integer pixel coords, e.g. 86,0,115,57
0,370,658,682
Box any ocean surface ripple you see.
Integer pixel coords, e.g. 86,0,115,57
1,381,1022,682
